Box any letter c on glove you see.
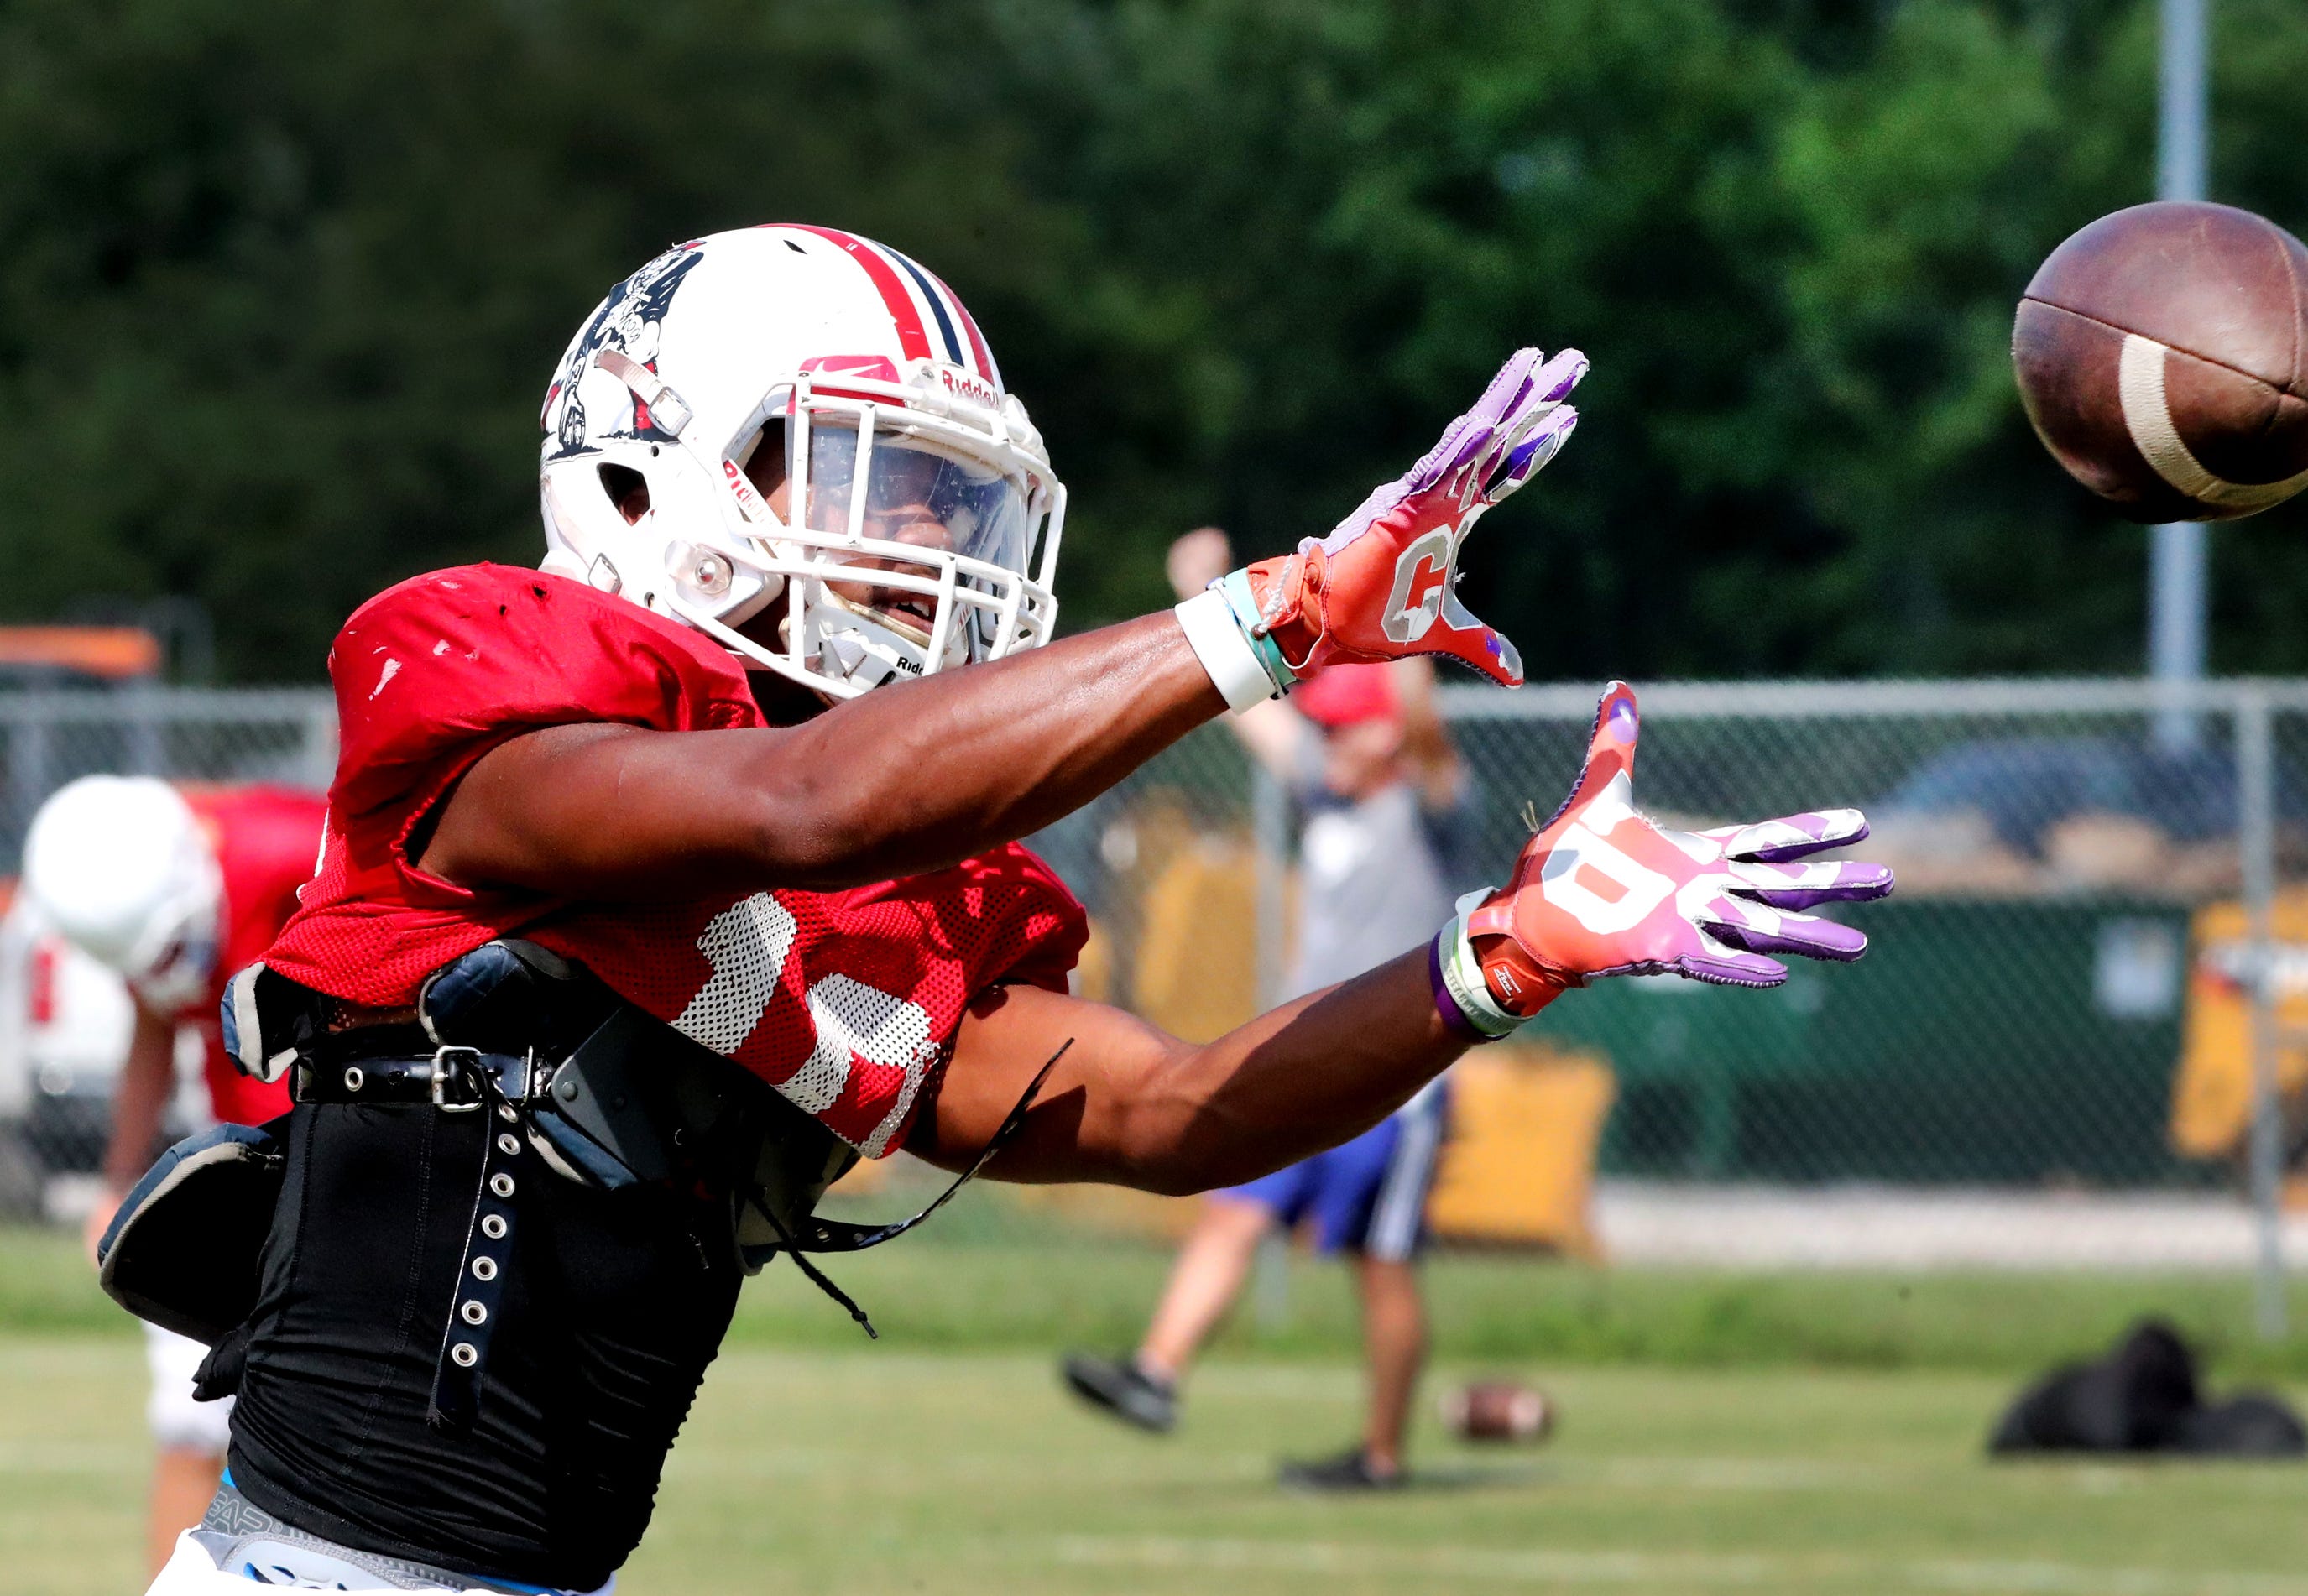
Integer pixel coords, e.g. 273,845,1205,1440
1382,530,1454,644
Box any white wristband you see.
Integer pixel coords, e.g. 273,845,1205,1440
1173,588,1281,713
1435,906,1526,1040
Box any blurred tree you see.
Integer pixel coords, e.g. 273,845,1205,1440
0,0,1067,677
0,0,2300,681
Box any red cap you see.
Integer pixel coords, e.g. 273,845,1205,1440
1292,662,1400,731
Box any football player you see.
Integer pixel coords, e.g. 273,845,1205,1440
18,775,324,1575
1065,529,1480,1489
139,226,1889,1596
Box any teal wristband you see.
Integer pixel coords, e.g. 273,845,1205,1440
1216,569,1301,692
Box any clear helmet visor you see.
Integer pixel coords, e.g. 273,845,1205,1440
796,420,1033,661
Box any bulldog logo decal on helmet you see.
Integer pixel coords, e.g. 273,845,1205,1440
541,243,707,459
536,226,1067,702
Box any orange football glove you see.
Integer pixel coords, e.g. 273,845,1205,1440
1430,683,1895,1040
1214,347,1585,690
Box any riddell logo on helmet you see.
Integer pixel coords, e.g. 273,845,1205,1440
934,365,999,409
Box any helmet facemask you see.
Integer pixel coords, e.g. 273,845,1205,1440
538,228,1064,697
547,360,1063,701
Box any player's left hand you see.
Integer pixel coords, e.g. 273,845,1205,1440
1219,347,1587,689
1444,683,1893,1028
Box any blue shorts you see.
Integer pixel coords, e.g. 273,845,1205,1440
1214,1082,1448,1263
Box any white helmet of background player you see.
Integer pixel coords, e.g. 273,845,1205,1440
537,225,1065,698
21,776,221,1014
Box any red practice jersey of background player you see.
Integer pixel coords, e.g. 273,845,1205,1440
175,785,327,1127
263,564,1088,1158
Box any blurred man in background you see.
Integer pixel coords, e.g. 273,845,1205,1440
1060,527,1485,1491
20,776,322,1575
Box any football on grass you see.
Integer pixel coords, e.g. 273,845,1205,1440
2013,200,2308,522
1440,1380,1553,1443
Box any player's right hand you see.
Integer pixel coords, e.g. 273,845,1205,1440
1431,683,1893,1038
1214,347,1585,690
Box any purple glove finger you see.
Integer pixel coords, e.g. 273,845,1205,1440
1727,858,1895,910
1529,347,1590,406
1700,896,1868,962
1405,349,1542,492
1484,407,1579,502
1465,350,1587,487
1702,809,1871,864
1466,347,1551,425
1669,948,1790,988
1428,347,1588,498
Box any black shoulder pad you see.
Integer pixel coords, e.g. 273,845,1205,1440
98,1120,288,1345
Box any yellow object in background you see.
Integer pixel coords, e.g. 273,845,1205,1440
1026,806,1621,1254
2170,887,2308,1161
1426,1043,1617,1259
1130,827,1275,1043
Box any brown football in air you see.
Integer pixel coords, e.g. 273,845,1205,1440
2013,201,2308,522
1440,1380,1553,1444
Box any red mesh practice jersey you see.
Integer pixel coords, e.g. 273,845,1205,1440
263,564,1086,1157
177,785,326,1127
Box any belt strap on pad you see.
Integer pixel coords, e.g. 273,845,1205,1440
429,1052,525,1433
295,1044,536,1109
295,1046,534,1434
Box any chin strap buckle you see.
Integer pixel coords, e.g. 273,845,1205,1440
593,347,692,437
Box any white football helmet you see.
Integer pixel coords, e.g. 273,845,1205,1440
537,225,1065,696
22,776,221,1015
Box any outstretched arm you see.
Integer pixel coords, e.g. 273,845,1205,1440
916,683,1893,1192
912,950,1456,1194
420,349,1586,900
423,615,1219,898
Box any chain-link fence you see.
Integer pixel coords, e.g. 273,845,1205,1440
1057,679,2308,1326
3,681,2306,1323
0,689,334,1206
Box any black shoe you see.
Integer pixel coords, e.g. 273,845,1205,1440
1277,1447,1406,1493
1061,1353,1177,1434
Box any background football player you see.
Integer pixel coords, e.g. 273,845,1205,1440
19,775,322,1576
1063,529,1481,1490
142,225,1889,1596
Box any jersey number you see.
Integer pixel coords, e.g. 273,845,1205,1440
672,894,939,1156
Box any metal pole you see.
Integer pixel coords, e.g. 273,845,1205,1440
9,710,52,878
2150,523,2206,748
123,681,164,776
2235,690,2287,1339
2151,0,2210,749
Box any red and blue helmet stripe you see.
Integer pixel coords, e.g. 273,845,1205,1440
779,225,1002,390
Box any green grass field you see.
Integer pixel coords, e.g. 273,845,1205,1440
9,1217,2308,1596
9,1338,2308,1596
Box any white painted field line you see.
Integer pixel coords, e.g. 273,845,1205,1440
1044,1534,2308,1596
